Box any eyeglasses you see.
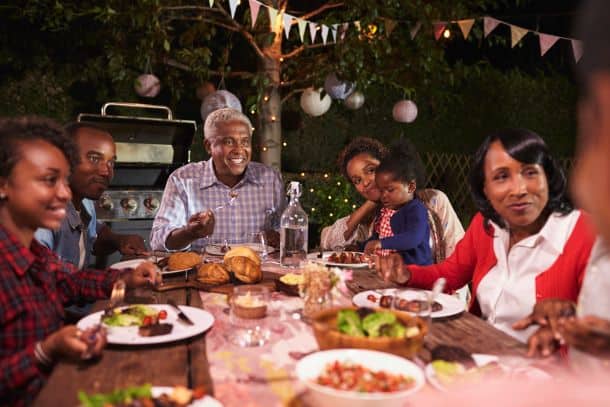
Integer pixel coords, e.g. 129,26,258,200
86,153,115,169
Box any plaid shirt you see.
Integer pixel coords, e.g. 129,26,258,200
150,159,285,251
0,225,118,406
375,208,397,256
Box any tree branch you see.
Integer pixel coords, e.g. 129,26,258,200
295,2,344,21
213,1,266,60
281,87,308,104
163,58,254,78
281,41,336,59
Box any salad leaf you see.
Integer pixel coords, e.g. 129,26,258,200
362,311,396,337
337,309,365,337
78,384,153,407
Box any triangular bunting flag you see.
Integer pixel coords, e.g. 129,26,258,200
539,33,559,56
249,0,260,28
484,16,500,37
321,24,329,44
331,24,339,42
340,22,349,41
297,18,307,43
268,7,278,31
410,21,422,39
384,18,398,37
209,0,214,6
354,21,361,32
309,22,318,43
510,25,528,48
283,13,293,38
457,19,475,39
572,40,583,63
228,0,239,18
433,23,446,41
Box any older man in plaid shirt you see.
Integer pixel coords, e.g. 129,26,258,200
151,108,285,252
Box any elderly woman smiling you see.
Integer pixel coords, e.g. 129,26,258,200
377,128,596,342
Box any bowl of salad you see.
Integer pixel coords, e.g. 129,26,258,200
311,306,427,359
296,349,425,407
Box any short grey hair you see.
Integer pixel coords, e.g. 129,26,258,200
204,108,253,142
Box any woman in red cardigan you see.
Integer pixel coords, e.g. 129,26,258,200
377,128,596,343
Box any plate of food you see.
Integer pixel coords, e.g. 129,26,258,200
78,384,222,407
306,251,370,268
205,242,275,257
161,252,202,275
77,304,214,345
296,349,425,407
110,258,153,270
424,345,551,392
352,288,466,319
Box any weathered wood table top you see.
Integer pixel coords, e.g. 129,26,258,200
36,261,530,405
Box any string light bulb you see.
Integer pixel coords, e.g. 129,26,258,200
323,173,329,178
282,141,287,147
309,188,314,192
263,95,269,102
271,115,276,122
443,28,451,39
327,195,332,200
311,207,316,212
300,172,305,177
279,57,284,62
262,147,267,152
336,181,341,186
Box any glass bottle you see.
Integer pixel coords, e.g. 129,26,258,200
280,181,308,267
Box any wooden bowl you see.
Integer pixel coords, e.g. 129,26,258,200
311,306,427,359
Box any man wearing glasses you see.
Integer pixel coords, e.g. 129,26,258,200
35,123,148,271
151,108,284,252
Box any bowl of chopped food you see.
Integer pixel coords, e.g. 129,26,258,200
296,348,425,407
311,306,427,359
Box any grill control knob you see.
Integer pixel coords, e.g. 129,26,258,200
143,196,160,211
99,195,114,211
120,198,138,213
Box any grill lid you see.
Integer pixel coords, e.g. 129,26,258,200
77,102,197,166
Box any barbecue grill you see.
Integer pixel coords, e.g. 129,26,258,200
77,102,197,266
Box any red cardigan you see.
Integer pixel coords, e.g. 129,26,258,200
408,211,596,315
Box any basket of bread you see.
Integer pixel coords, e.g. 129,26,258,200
196,246,263,286
311,306,427,359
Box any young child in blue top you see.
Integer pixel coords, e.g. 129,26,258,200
362,141,433,265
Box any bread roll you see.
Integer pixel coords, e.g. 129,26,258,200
196,263,231,285
167,252,202,271
224,256,262,283
223,246,261,267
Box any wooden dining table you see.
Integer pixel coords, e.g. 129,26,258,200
34,259,535,406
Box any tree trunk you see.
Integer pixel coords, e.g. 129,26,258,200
258,9,283,171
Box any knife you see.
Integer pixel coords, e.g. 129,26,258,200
167,298,195,325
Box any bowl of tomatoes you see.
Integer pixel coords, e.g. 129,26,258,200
295,348,425,407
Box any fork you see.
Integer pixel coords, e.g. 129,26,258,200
213,193,238,212
102,279,126,318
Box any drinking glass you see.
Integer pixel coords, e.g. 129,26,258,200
249,231,268,260
227,285,271,347
392,290,431,330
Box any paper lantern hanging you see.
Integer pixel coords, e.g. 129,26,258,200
300,87,331,117
324,73,355,100
344,91,365,110
196,82,216,101
134,74,161,98
392,100,418,123
200,90,243,124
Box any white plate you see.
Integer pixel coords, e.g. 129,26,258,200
110,258,149,270
424,354,552,392
161,266,194,276
306,251,370,268
77,305,214,345
205,242,276,256
296,349,425,407
152,387,222,407
352,288,466,319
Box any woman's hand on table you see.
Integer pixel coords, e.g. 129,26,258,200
513,298,576,335
123,261,162,288
376,253,410,284
557,316,610,358
41,325,107,363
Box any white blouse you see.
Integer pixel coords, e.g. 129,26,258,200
477,210,581,342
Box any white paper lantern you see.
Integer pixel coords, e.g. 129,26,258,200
134,74,161,98
324,73,355,100
344,91,365,110
200,90,243,123
300,87,332,117
392,100,418,123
